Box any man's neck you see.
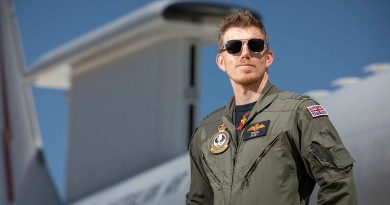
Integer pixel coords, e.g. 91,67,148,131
232,74,268,105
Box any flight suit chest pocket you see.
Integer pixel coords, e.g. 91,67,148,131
201,153,225,205
201,153,222,190
242,134,281,188
240,133,298,205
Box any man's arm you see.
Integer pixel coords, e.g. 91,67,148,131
296,99,357,205
186,128,213,205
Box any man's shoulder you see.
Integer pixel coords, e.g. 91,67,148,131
270,90,323,113
277,90,309,101
187,105,226,150
276,90,330,118
199,105,226,127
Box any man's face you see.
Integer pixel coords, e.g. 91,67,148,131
216,26,273,87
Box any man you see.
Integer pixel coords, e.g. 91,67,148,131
186,9,357,205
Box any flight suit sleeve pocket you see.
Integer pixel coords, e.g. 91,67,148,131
306,128,354,185
330,144,354,169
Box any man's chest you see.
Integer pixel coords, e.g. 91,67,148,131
200,110,296,183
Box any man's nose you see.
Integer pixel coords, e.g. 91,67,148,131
240,42,251,58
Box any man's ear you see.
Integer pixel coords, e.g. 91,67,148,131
265,50,274,67
216,54,226,72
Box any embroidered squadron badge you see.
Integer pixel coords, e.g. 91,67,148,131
242,120,270,141
210,123,230,154
247,123,265,132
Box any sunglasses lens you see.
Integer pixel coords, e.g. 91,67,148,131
248,39,265,53
225,40,243,54
222,39,265,54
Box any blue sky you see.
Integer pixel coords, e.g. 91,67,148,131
13,0,390,200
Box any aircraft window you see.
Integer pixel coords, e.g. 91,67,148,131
190,45,196,87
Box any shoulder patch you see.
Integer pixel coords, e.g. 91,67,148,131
291,93,304,100
277,91,307,100
307,105,328,118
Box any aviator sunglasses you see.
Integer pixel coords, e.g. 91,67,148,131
219,38,266,54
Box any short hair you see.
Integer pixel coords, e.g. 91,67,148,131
217,9,269,49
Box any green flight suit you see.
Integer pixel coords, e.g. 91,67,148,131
186,81,357,205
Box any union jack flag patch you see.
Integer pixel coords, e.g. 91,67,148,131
307,105,328,118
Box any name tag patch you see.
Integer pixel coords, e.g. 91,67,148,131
242,120,270,141
307,105,328,118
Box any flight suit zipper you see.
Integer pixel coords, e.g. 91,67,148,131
231,111,256,192
233,152,237,167
227,108,263,203
232,131,242,168
229,121,245,204
242,135,280,188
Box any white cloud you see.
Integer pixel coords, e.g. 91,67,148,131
305,89,330,100
364,63,390,74
331,77,361,88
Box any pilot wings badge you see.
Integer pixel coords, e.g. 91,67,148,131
210,123,230,154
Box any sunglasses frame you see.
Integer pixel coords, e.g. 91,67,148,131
219,38,266,54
